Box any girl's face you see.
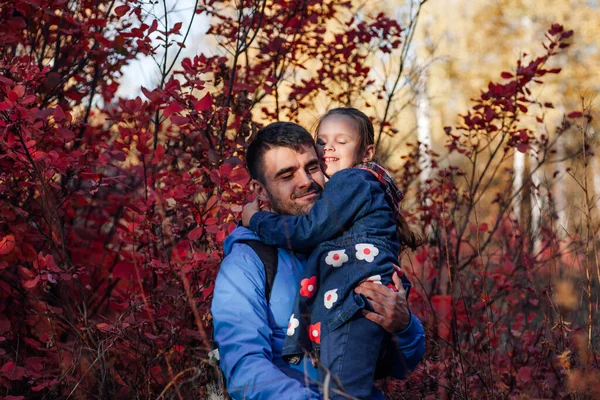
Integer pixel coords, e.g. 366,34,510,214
316,114,372,177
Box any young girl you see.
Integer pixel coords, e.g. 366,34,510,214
243,108,417,399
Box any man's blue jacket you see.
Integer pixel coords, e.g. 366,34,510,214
211,226,426,399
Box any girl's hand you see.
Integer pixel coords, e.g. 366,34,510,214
242,197,260,227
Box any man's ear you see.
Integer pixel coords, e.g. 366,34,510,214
362,144,375,163
250,179,269,201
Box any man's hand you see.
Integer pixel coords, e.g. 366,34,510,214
242,198,260,227
354,266,410,333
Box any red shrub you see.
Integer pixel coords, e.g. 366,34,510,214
0,0,596,398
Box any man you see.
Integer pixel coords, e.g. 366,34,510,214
211,122,425,399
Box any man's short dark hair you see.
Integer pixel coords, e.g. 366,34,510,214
246,122,315,184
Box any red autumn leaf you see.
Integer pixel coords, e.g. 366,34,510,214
152,144,165,163
58,128,74,140
170,115,188,125
23,275,40,289
567,111,582,118
13,84,25,98
148,19,159,34
7,90,19,102
114,5,130,17
220,162,233,178
229,166,250,186
209,169,221,185
163,102,183,117
96,322,112,332
205,195,219,211
188,226,204,241
170,22,183,34
503,258,516,274
500,72,513,79
54,106,65,122
517,366,533,383
561,30,574,39
21,94,36,104
548,24,564,35
0,234,15,255
141,86,162,102
194,92,212,111
1,362,26,381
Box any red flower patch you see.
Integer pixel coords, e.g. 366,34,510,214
300,276,317,298
308,322,321,344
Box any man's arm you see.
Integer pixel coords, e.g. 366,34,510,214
388,312,426,378
211,251,320,400
249,169,372,251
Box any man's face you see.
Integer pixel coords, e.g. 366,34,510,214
258,145,325,215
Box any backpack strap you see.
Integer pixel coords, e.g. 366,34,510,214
239,240,278,302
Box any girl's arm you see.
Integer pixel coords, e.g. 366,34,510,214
249,168,373,251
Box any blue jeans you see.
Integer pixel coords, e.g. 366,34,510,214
318,312,386,400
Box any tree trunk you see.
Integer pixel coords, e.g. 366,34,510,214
416,69,432,185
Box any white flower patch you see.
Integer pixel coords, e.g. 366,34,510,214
324,289,339,309
365,275,382,284
355,244,379,262
325,250,348,267
287,314,300,336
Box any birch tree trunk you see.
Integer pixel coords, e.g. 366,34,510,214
513,150,526,223
416,70,432,185
552,107,568,237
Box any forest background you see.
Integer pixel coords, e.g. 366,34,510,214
0,0,599,398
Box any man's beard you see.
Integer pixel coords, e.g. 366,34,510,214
267,182,323,216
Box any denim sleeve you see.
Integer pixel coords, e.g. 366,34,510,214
388,312,426,379
249,169,371,251
211,252,320,400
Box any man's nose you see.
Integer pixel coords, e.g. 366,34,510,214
297,169,314,187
